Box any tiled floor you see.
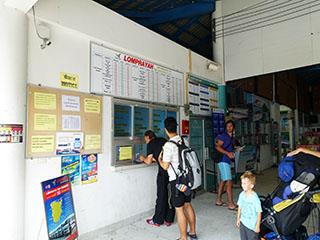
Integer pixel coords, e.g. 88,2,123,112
81,168,280,240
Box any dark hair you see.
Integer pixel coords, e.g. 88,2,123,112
225,119,235,129
164,117,177,133
144,130,156,139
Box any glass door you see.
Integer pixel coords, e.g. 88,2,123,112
189,117,215,191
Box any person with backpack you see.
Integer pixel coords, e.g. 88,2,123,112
215,119,238,210
139,130,175,227
158,117,198,240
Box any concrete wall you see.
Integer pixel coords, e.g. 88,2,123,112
25,0,222,239
219,0,320,81
0,3,27,240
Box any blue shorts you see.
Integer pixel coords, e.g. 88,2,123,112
218,162,232,181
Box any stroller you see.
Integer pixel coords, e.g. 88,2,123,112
260,152,320,240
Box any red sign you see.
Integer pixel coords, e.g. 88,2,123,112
181,120,189,134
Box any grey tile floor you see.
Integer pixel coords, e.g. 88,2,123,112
82,168,279,240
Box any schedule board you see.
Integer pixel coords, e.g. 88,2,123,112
90,42,183,106
188,75,219,116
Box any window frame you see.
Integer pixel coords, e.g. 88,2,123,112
111,98,179,167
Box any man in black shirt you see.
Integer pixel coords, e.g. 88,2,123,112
139,130,175,227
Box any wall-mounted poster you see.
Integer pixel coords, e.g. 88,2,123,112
56,132,83,155
61,155,80,185
81,154,98,184
41,175,78,240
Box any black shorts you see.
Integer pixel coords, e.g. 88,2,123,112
170,180,191,208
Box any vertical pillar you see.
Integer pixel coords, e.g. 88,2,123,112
218,84,227,110
0,4,27,240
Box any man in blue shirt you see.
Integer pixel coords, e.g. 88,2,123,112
215,120,237,210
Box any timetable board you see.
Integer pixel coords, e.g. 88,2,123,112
188,75,218,116
90,43,183,106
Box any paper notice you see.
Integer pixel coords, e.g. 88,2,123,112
85,134,101,150
56,132,83,155
62,95,80,112
31,135,55,153
84,98,100,113
62,115,81,131
60,72,79,89
34,92,56,110
34,113,56,131
119,146,132,160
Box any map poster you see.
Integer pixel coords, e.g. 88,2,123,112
41,175,78,240
61,155,80,185
81,153,98,184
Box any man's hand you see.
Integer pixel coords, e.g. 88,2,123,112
254,225,260,233
227,152,235,159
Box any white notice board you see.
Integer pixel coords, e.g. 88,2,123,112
188,75,219,116
90,43,183,106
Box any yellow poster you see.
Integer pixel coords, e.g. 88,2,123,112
84,98,100,113
31,135,55,153
34,113,57,131
60,72,79,89
119,146,132,161
34,92,56,110
85,134,101,150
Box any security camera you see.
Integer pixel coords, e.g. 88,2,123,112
40,38,51,49
207,62,219,71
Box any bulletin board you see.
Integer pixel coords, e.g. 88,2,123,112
26,84,102,158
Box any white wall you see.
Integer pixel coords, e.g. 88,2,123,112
0,4,27,240
219,0,320,81
25,0,222,239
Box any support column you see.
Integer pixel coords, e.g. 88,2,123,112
0,4,27,240
218,84,227,110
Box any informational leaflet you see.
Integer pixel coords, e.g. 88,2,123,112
34,92,56,110
62,95,80,112
56,132,83,155
62,115,81,131
34,113,57,131
90,43,183,106
81,154,98,184
84,98,100,113
41,175,78,240
119,146,132,161
61,155,80,185
31,135,55,153
84,134,101,150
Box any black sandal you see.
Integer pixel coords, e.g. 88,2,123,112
187,232,198,239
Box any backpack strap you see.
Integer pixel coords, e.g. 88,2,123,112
168,140,184,174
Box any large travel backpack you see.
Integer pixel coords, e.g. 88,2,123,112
169,140,202,191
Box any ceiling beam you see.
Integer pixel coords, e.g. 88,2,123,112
118,1,215,27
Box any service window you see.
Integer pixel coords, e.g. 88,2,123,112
112,100,179,167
